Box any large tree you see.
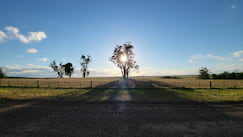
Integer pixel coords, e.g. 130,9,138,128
63,63,74,78
80,55,91,78
198,67,210,79
50,60,65,78
109,42,139,78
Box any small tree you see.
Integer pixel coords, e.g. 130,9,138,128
198,67,210,79
50,60,65,78
63,63,74,78
109,42,139,78
80,55,91,78
0,67,6,78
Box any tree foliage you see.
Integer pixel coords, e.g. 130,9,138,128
198,67,210,79
0,67,6,78
212,71,243,79
109,42,139,78
80,55,91,78
63,63,74,78
49,60,65,78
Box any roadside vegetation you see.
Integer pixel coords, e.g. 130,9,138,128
130,88,243,102
1,87,243,103
0,88,89,100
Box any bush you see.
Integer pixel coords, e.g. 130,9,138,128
0,67,6,78
236,72,243,79
161,76,180,79
211,72,243,79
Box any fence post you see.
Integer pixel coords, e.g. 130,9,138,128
198,80,200,89
37,80,39,88
8,80,11,87
235,80,237,89
210,81,212,89
80,82,82,88
90,81,92,88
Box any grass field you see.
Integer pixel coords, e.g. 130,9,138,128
135,76,243,88
1,87,243,103
1,77,243,102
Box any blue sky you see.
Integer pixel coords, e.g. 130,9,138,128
0,0,243,77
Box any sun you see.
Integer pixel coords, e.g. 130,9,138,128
120,55,127,62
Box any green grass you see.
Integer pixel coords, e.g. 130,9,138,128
1,87,243,102
130,88,243,102
0,87,89,100
176,88,243,102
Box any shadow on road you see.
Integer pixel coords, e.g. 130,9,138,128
0,78,243,136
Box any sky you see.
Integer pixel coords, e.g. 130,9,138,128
0,0,243,77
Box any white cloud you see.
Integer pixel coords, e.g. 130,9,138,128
25,32,47,42
188,54,226,63
0,26,47,43
5,26,19,34
26,48,37,54
233,50,243,57
239,59,243,62
230,5,236,9
17,55,24,58
0,31,7,40
207,54,226,60
5,64,54,77
27,64,35,67
39,57,48,62
62,58,66,62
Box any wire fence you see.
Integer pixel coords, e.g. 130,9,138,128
150,80,243,89
1,79,243,89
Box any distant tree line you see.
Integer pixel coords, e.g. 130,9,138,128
212,72,243,79
161,76,180,79
198,67,243,79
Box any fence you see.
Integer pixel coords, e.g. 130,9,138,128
0,79,243,89
150,80,243,89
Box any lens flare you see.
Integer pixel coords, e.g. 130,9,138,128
120,55,127,62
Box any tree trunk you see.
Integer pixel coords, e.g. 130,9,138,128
123,67,126,78
83,72,86,78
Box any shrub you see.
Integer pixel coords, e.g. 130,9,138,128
211,72,243,79
0,67,6,78
161,76,180,79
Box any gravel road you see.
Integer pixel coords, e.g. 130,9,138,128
0,79,243,137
